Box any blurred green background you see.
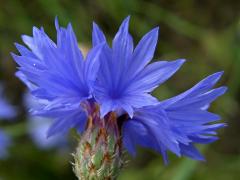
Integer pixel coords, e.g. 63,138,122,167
0,0,239,179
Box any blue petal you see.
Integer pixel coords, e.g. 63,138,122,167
122,119,141,156
189,135,219,144
168,87,227,110
122,119,159,156
128,59,185,93
134,107,181,156
11,53,45,71
128,27,159,76
47,108,87,137
167,110,221,125
14,43,36,58
179,143,205,161
28,116,67,149
0,130,11,159
0,100,17,119
161,72,224,108
84,43,104,84
112,16,134,89
15,71,36,90
122,116,173,164
92,22,107,46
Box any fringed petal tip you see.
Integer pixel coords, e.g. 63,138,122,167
55,16,59,30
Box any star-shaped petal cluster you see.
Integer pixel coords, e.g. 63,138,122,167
12,19,103,137
12,16,227,163
122,72,227,163
92,17,185,117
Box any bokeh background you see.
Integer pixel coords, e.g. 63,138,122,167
0,0,239,179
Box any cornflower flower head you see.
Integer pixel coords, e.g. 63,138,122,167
12,16,227,179
12,19,103,138
92,16,185,118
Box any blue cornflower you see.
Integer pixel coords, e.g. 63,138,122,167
12,17,227,164
0,130,11,159
0,85,16,119
0,84,16,159
12,19,103,137
92,16,185,117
